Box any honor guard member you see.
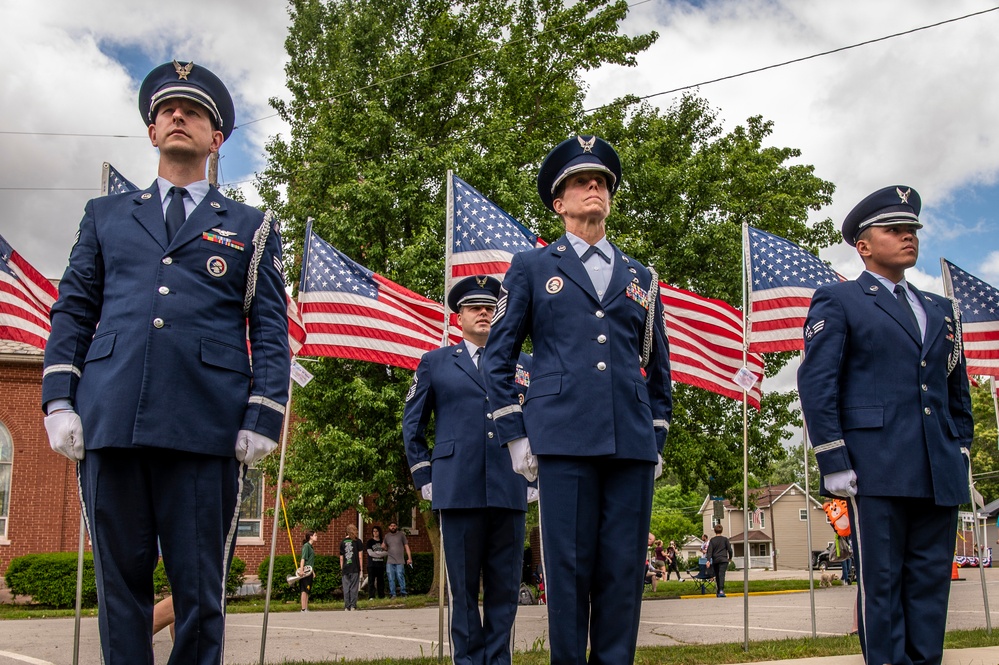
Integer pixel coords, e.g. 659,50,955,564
798,186,973,665
404,275,533,665
41,61,290,664
482,136,672,665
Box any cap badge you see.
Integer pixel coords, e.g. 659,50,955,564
172,60,194,81
577,136,595,153
475,275,488,288
896,187,911,204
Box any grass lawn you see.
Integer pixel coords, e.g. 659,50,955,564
237,630,999,664
4,585,996,663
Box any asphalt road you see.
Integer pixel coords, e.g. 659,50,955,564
1,569,997,664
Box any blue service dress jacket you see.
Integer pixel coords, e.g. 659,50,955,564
482,235,671,460
42,181,290,455
404,345,532,511
797,271,974,505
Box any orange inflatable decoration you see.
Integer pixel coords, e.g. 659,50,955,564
823,499,851,538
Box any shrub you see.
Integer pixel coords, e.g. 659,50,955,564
153,556,247,598
5,552,97,608
406,552,433,595
5,552,246,609
258,554,342,601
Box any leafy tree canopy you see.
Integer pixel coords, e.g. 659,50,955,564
259,0,841,531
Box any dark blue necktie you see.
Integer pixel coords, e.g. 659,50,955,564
581,245,610,264
165,186,188,243
894,284,920,340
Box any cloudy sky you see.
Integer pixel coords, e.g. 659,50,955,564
3,0,998,297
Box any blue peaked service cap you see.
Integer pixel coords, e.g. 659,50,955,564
139,60,236,141
842,185,922,246
448,275,502,313
537,135,622,212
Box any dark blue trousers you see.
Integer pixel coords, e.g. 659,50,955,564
79,448,243,665
850,496,958,665
439,507,526,665
537,456,654,665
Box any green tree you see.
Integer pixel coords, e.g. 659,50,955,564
259,0,657,597
762,443,821,501
648,484,703,549
260,0,842,593
969,378,999,504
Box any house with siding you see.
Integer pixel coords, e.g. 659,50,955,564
699,482,835,570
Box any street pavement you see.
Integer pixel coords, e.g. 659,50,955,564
1,569,998,664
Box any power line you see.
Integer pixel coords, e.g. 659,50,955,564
2,5,996,192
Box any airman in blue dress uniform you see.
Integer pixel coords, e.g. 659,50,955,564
403,275,532,665
798,185,973,665
482,136,672,664
41,61,290,664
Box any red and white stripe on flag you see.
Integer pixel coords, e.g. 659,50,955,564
0,233,58,350
286,293,307,357
661,283,764,409
298,226,459,370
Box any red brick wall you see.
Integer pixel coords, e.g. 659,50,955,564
1,356,431,578
0,357,84,573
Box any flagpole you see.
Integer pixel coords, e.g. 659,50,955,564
72,165,115,663
437,171,456,658
800,352,818,638
260,237,313,664
258,371,296,664
442,170,455,346
739,221,750,652
942,257,992,632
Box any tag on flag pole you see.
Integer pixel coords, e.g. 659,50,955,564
290,359,314,387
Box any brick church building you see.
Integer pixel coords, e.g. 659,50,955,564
0,339,431,578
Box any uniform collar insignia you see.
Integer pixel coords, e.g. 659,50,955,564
577,136,595,153
896,187,911,204
173,60,194,80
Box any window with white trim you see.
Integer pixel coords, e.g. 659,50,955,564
237,467,264,540
0,422,12,541
799,508,808,521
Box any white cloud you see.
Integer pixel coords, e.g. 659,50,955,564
0,0,290,276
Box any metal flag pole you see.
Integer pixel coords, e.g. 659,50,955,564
259,373,297,664
966,450,993,634
740,221,750,651
800,370,818,639
72,163,116,663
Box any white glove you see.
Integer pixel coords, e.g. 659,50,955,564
824,469,858,498
235,430,278,466
654,454,663,480
44,410,85,461
527,487,539,503
508,437,538,482
421,483,433,501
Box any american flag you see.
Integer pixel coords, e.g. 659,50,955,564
445,173,544,301
942,259,999,377
0,233,59,350
298,224,459,370
287,294,307,357
661,283,763,409
744,225,843,353
103,162,139,194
